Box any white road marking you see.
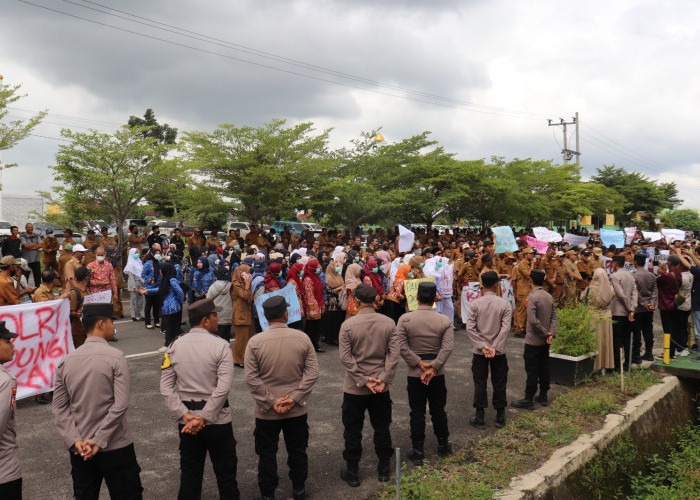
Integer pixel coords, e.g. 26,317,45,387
125,350,161,359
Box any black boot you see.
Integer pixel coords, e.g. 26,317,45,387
406,441,424,466
495,408,506,428
292,486,306,500
436,438,452,458
535,392,548,406
511,398,534,409
340,461,360,487
470,408,485,429
377,459,391,482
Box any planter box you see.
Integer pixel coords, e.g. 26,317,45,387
549,352,597,387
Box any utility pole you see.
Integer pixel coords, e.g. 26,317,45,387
547,113,580,164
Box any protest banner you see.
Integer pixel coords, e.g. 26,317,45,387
642,231,662,242
1,299,72,400
461,281,481,319
600,255,637,275
625,227,637,245
600,229,624,248
83,290,112,305
661,228,685,243
533,227,562,242
438,261,454,297
563,233,589,248
525,236,550,254
254,284,302,331
492,226,518,253
397,224,415,253
500,278,515,309
404,277,436,311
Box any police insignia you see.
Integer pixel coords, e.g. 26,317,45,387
161,352,171,369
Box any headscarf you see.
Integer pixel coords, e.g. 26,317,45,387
148,247,161,274
124,248,143,277
251,259,267,278
345,263,362,290
290,253,302,266
331,245,345,261
196,255,210,272
214,266,231,281
264,262,283,291
232,264,251,284
189,245,201,265
363,258,384,296
158,262,177,301
395,264,411,282
375,249,391,266
303,259,325,308
325,260,345,289
586,267,614,306
286,262,307,309
409,255,425,279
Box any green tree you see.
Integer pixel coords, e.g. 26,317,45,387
664,208,700,231
50,125,183,253
0,81,46,176
127,108,177,144
183,119,331,225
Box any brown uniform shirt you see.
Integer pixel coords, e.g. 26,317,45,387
465,292,512,356
0,367,20,484
339,309,399,395
244,323,319,420
61,237,76,252
99,236,117,248
458,262,479,284
33,285,56,302
52,336,133,451
0,275,20,306
58,251,73,280
188,234,204,250
62,257,82,290
525,287,557,346
397,305,454,377
42,236,59,263
160,328,234,425
128,233,144,251
513,259,533,296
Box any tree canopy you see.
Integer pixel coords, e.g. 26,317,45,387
0,81,46,176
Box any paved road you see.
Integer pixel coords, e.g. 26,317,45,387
14,298,667,499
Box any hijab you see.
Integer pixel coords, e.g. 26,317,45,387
287,262,307,309
194,256,210,280
363,258,384,296
344,263,362,290
409,255,425,279
251,259,267,278
148,247,161,274
189,245,201,265
264,262,283,291
395,264,411,282
214,266,231,281
232,263,251,284
158,262,177,301
586,267,614,306
124,248,143,277
303,259,325,307
325,260,344,289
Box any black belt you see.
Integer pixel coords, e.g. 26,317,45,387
419,353,437,361
183,399,229,411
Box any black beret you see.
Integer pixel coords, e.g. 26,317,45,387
354,283,377,303
417,281,437,295
0,321,18,340
481,271,500,287
82,303,120,320
187,298,222,317
262,295,289,316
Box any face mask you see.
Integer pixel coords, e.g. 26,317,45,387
315,268,321,275
355,256,360,262
96,256,105,263
155,254,162,261
335,267,341,273
419,263,424,269
234,245,240,250
408,272,414,278
380,265,385,271
371,267,378,274
278,272,283,277
437,262,443,268
165,256,171,261
133,253,139,259
299,271,304,277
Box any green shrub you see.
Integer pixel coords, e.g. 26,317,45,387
551,303,600,357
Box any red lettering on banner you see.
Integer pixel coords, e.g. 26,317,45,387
35,306,57,338
0,312,24,338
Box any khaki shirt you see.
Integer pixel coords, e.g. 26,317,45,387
62,257,82,290
160,328,234,425
99,236,117,248
244,323,319,420
465,292,512,356
397,306,454,377
128,233,144,250
42,236,59,263
58,251,73,280
526,287,557,346
33,285,56,303
0,367,20,484
52,337,133,451
0,275,20,306
513,259,533,296
339,309,399,395
61,237,76,252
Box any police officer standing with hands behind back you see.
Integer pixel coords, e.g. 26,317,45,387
0,321,21,500
397,281,454,466
160,298,239,500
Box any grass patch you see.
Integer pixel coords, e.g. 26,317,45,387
377,369,661,500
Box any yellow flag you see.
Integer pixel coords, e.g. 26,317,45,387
161,352,171,369
373,133,385,142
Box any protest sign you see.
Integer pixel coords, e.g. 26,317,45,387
563,233,589,248
642,231,662,242
438,261,454,297
661,228,685,243
500,278,515,309
525,236,550,254
460,281,481,319
404,277,436,311
600,229,624,248
254,284,302,331
533,227,562,242
600,255,637,275
83,290,112,305
1,299,72,400
492,226,518,253
625,227,637,245
397,225,415,253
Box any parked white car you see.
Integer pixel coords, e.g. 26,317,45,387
0,221,13,237
228,221,252,238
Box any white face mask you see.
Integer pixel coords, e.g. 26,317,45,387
96,256,106,263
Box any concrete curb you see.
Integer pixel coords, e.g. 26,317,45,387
496,375,679,499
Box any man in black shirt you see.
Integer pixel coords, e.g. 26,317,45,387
147,226,164,249
169,228,185,259
0,226,21,258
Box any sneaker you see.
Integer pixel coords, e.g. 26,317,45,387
677,349,690,357
157,346,167,353
470,410,485,429
692,355,700,363
511,398,534,409
642,353,655,362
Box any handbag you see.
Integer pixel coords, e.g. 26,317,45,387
338,287,348,311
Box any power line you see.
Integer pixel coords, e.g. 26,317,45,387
7,106,121,127
579,120,668,170
29,133,71,142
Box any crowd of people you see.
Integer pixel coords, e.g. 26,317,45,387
0,219,699,499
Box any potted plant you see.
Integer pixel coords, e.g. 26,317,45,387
549,303,600,386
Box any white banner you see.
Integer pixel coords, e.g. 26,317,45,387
397,225,415,253
661,228,686,243
83,290,112,305
563,233,589,248
438,260,454,297
0,299,73,400
600,255,638,275
461,281,482,319
642,231,663,242
625,227,637,245
533,226,562,242
500,278,516,310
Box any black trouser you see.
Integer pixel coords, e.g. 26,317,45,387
304,319,322,349
322,310,344,343
217,324,232,342
254,415,308,497
69,443,143,500
612,315,633,370
161,312,182,346
382,300,405,324
632,310,654,357
0,478,21,500
342,392,393,463
288,320,303,331
673,309,691,355
407,375,448,443
178,422,239,500
144,294,161,326
471,354,508,409
24,261,41,287
523,344,550,399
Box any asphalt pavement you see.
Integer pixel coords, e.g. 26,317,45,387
14,297,667,500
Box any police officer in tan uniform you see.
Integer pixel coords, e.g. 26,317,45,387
339,283,399,487
245,295,319,500
160,298,239,500
0,322,21,500
397,282,454,466
52,303,143,499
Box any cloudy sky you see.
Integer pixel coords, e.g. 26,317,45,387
2,0,698,209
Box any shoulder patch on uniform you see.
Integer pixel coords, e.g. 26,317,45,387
160,352,171,369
